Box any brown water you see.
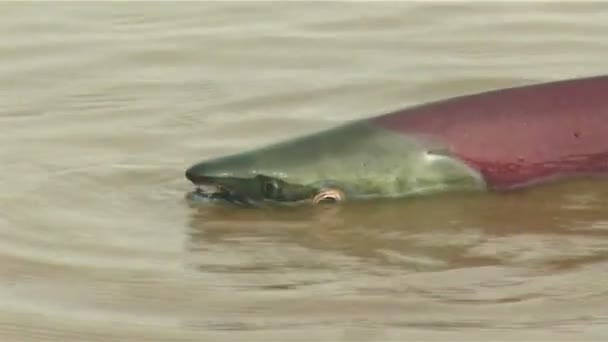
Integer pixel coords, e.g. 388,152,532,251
2,2,608,341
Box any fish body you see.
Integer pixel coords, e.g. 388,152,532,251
185,75,608,206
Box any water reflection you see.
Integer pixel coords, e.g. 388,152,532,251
186,178,608,275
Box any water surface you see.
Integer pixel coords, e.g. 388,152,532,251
2,2,608,341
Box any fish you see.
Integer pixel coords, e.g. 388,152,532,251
185,75,608,207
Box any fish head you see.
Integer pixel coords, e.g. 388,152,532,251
184,121,486,207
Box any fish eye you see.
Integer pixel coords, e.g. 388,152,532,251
263,180,279,196
256,175,282,199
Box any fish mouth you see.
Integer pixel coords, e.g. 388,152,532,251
185,170,246,205
186,179,256,206
192,183,229,200
185,172,346,207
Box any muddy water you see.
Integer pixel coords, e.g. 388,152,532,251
2,2,608,341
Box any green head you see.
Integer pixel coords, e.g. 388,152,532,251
184,120,486,207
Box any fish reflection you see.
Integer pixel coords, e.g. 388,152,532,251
185,179,608,274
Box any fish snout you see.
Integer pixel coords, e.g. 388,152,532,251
185,163,207,184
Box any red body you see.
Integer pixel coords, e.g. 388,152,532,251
372,75,608,189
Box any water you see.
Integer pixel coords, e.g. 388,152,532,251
2,2,608,341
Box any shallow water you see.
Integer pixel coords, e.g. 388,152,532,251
2,2,608,341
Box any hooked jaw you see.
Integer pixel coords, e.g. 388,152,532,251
185,167,338,206
184,157,337,206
